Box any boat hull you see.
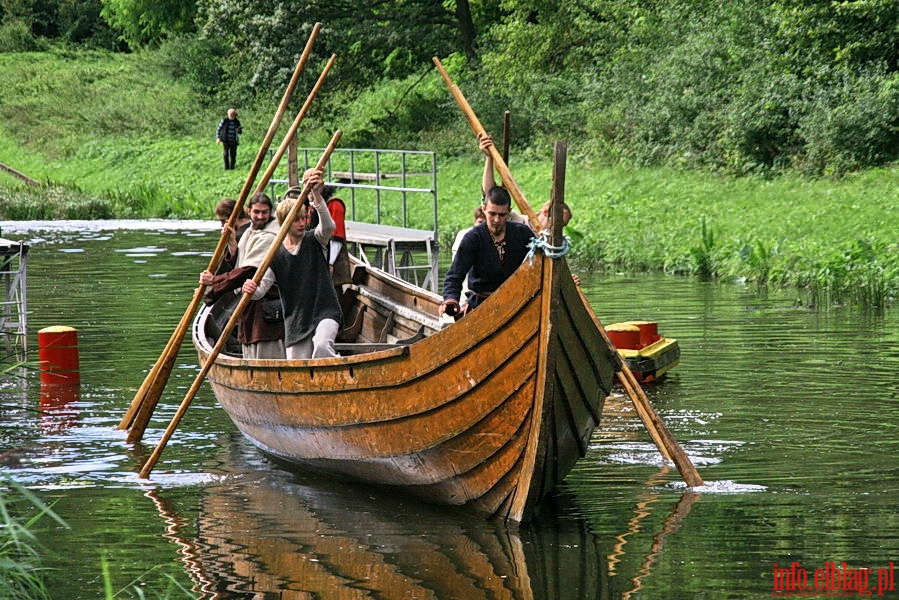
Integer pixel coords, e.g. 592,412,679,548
194,254,617,522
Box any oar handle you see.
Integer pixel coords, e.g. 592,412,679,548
432,57,540,229
210,23,324,274
253,54,337,196
138,131,343,479
120,26,323,432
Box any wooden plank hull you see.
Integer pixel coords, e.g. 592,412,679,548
193,253,617,523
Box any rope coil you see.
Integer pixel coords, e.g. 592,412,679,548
526,230,571,264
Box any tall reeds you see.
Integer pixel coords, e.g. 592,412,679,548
0,479,67,600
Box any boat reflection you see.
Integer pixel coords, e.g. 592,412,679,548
164,470,610,599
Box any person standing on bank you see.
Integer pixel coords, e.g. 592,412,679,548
216,108,242,170
242,169,343,359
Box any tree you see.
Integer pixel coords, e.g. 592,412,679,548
100,0,197,48
196,0,493,101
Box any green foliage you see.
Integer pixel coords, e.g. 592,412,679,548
690,217,718,279
797,67,899,175
0,18,47,52
480,0,899,174
99,0,197,48
790,239,896,310
0,184,115,218
0,478,68,600
739,239,777,286
0,49,208,159
55,0,117,46
334,68,465,151
1,0,117,48
195,0,467,108
152,35,226,96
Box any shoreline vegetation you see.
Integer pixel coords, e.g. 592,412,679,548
0,49,897,309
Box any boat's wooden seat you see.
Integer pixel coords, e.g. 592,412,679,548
334,325,425,356
333,342,403,355
337,302,365,343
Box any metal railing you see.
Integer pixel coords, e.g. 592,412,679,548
267,148,441,292
0,239,29,356
268,147,438,234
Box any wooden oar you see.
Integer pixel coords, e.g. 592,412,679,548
125,54,336,445
575,285,704,487
138,131,343,479
432,57,540,229
433,56,703,488
502,110,511,165
119,23,323,433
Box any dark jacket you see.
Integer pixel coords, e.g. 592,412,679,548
205,266,283,345
443,221,535,310
216,117,242,145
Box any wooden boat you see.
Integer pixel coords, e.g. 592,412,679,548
606,321,680,383
193,231,619,523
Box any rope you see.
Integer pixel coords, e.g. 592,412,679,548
526,230,571,264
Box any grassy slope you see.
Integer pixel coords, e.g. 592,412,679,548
1,49,897,304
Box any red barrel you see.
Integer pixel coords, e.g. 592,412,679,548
38,326,80,384
606,323,641,350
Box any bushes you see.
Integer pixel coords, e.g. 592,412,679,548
0,19,47,53
0,185,115,219
797,68,899,176
152,35,226,97
480,0,899,175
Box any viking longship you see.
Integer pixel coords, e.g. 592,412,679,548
193,219,619,524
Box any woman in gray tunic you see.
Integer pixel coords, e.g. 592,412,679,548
243,170,343,359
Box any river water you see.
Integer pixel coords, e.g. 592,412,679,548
1,220,897,599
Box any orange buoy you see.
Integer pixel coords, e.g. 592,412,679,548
38,326,80,384
606,323,641,350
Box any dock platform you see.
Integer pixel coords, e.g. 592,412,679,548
345,221,438,292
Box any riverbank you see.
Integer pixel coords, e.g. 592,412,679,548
3,152,896,307
1,49,896,307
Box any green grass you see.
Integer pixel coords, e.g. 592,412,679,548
0,478,67,600
1,47,897,307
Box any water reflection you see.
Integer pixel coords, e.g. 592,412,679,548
39,382,80,435
149,440,613,600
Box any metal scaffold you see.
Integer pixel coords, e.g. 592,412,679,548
0,236,29,356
